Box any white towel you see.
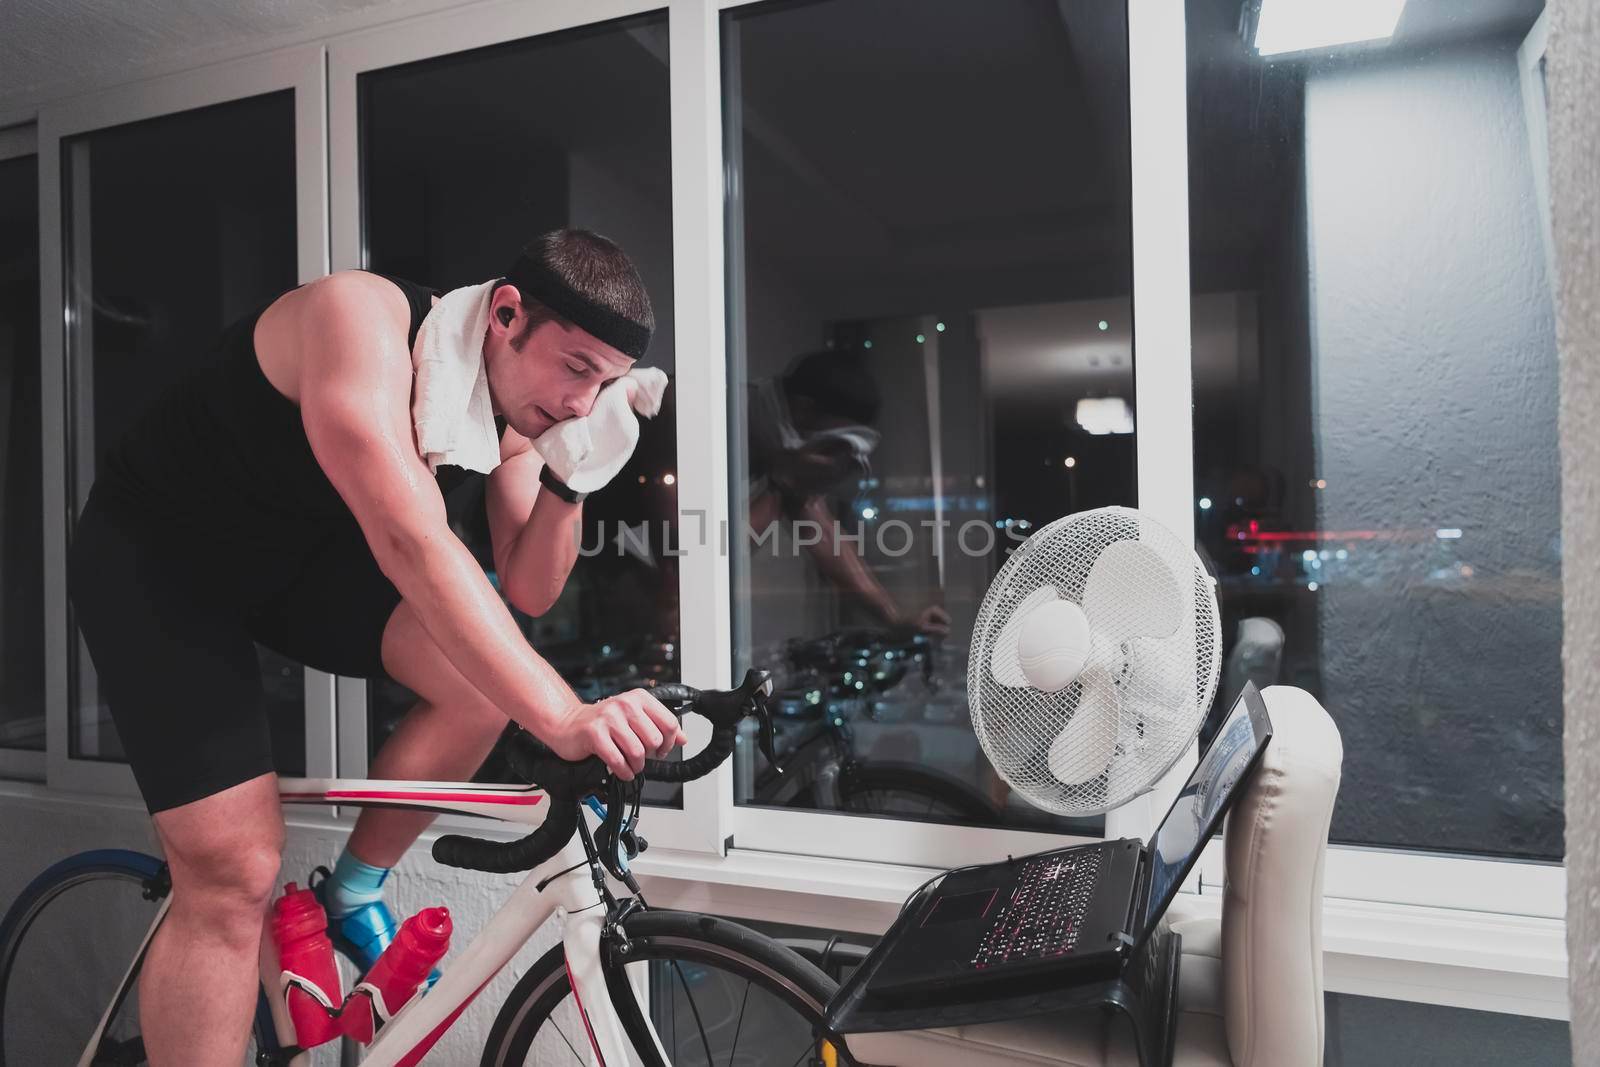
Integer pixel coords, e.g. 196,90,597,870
534,368,669,494
411,280,502,476
747,376,880,497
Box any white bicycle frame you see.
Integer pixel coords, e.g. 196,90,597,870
80,777,669,1067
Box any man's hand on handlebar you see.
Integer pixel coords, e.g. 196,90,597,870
543,689,687,781
432,672,775,875
914,604,952,637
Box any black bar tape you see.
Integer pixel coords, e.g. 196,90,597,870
429,682,748,873
649,683,700,705
432,798,580,873
640,725,737,782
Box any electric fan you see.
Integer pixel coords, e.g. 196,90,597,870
969,506,1221,816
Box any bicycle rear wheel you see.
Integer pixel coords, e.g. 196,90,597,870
0,850,306,1067
0,850,167,1066
481,909,854,1067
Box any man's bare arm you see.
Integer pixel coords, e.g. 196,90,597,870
796,496,901,622
289,273,680,773
796,496,950,635
486,440,581,617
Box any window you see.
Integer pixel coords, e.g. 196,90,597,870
1185,0,1560,858
0,148,43,757
724,0,1135,834
62,92,305,772
356,13,680,801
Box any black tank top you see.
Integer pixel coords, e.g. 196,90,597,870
92,273,503,576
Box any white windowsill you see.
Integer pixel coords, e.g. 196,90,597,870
632,844,1571,1021
0,783,1570,1021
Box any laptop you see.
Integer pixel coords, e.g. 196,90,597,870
861,682,1273,1003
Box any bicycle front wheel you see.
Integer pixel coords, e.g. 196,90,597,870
481,909,852,1067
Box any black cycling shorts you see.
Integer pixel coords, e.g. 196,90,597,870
68,493,404,813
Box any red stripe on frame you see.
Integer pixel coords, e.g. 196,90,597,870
564,957,609,1066
280,790,543,806
393,975,493,1067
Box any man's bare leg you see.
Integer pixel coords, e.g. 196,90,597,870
144,773,284,1067
344,599,510,866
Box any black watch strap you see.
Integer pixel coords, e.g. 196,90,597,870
539,464,588,504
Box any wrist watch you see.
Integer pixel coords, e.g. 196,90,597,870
539,464,588,504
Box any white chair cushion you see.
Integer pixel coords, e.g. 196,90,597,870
1221,687,1341,1067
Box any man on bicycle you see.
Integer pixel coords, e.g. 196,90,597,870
67,229,685,1066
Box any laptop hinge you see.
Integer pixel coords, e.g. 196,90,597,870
1123,844,1153,944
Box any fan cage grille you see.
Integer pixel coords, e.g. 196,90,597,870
967,506,1221,816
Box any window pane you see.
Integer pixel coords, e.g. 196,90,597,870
359,13,680,803
725,0,1133,834
64,93,304,772
0,153,44,753
1186,0,1559,857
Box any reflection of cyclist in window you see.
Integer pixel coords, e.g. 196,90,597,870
747,350,950,636
66,230,685,1065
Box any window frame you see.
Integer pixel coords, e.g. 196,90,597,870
1180,5,1568,921
716,0,1201,868
35,45,334,797
323,0,728,851
0,0,1567,1021
0,123,44,783
701,0,1572,933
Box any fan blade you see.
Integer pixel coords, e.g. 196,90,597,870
1106,681,1193,800
1016,598,1093,693
1047,671,1119,786
1081,539,1185,642
989,586,1061,687
1123,635,1195,714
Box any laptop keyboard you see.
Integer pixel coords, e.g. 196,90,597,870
970,850,1103,969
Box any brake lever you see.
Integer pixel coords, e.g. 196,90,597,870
593,776,643,887
741,669,783,773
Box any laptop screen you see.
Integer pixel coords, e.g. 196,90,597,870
1139,682,1273,939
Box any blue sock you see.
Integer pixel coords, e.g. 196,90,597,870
324,848,391,919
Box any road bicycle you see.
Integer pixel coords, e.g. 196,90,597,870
0,670,860,1066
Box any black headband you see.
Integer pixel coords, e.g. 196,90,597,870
504,254,652,360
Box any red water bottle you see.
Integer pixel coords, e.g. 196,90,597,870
343,906,453,1043
269,883,344,1049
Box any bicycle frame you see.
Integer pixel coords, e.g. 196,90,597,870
80,777,669,1067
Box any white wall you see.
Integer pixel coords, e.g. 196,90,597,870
1549,0,1600,1051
